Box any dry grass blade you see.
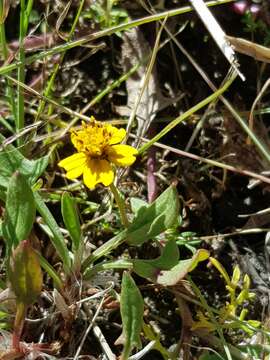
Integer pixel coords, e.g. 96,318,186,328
133,133,270,185
0,0,10,24
73,297,105,360
226,35,270,63
4,75,90,122
55,0,72,41
248,77,270,144
189,0,244,80
125,16,168,144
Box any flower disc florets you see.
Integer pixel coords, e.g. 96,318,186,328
58,119,138,189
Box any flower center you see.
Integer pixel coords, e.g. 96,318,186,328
71,121,113,158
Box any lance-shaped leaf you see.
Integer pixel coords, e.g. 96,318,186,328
132,240,179,281
2,171,36,249
127,186,180,246
120,272,144,360
34,192,72,273
157,249,210,286
0,134,49,188
8,240,43,305
61,192,81,252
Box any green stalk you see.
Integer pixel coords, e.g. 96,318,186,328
16,0,26,147
0,114,14,132
35,0,85,124
61,60,143,133
222,97,270,164
89,61,142,107
82,230,127,271
24,0,34,29
0,0,16,123
0,0,234,76
37,253,64,291
138,70,237,154
110,183,129,228
12,301,26,350
167,30,270,165
17,0,33,148
84,259,133,280
34,192,72,274
188,276,233,360
69,0,85,38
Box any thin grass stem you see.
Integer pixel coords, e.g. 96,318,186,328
110,183,129,228
0,0,234,76
16,0,26,147
0,0,17,123
138,70,237,154
35,0,85,124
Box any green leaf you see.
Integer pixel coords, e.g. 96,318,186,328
0,135,49,188
199,353,223,360
38,253,64,291
61,192,81,252
34,192,71,273
2,172,36,249
132,240,179,281
130,197,147,214
0,186,6,201
127,186,180,246
120,272,144,360
238,343,270,357
8,240,42,305
156,249,209,286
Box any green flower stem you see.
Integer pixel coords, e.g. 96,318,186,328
188,276,233,360
110,183,129,228
12,301,26,350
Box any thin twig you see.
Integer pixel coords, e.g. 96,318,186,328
132,134,270,185
73,297,105,360
93,325,116,360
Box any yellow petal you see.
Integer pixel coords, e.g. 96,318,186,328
83,159,114,189
96,159,114,186
83,162,98,190
108,126,126,145
108,144,138,166
58,152,86,179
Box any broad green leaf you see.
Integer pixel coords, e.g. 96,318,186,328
34,192,71,273
132,240,179,280
0,135,49,188
61,192,81,252
127,186,180,246
2,172,36,249
0,186,6,201
130,197,147,214
157,249,209,286
8,240,42,305
120,272,144,360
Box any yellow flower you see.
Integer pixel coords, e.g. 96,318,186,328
191,311,216,332
58,119,138,189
